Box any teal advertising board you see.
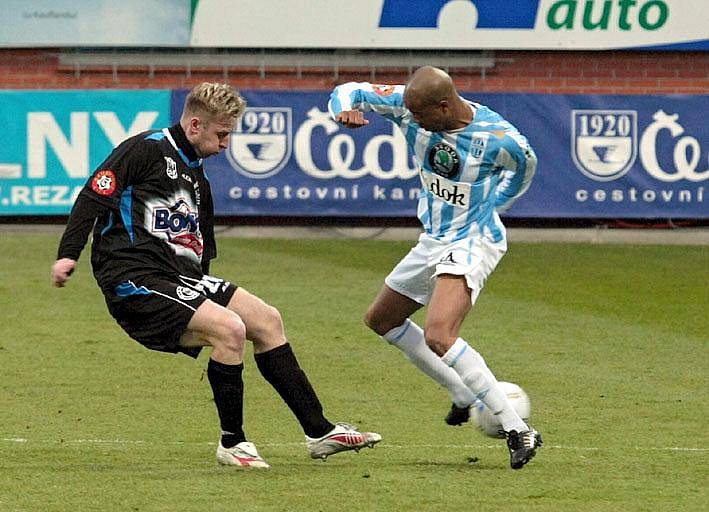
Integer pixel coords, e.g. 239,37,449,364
0,90,171,215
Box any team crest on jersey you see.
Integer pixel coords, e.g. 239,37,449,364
176,286,200,301
164,156,177,180
91,170,116,196
372,84,395,96
151,198,203,257
226,107,292,179
428,142,460,179
470,137,486,159
571,110,638,182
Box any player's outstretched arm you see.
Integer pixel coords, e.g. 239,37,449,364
51,258,76,287
329,82,406,126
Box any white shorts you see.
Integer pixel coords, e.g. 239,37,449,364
384,233,507,306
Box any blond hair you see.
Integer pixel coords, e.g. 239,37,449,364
183,82,246,122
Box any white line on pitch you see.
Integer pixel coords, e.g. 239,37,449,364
1,438,706,452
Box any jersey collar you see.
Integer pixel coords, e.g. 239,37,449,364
166,124,202,168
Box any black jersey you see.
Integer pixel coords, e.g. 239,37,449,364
57,124,217,291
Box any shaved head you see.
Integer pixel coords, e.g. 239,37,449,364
403,66,471,131
404,66,456,109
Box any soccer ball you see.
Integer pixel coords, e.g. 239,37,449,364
471,381,531,438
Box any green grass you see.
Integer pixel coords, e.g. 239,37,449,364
0,235,707,511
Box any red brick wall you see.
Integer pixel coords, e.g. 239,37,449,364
0,49,706,94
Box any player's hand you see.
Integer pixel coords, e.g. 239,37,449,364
51,258,76,287
336,110,369,128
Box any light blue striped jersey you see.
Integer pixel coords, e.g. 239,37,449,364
329,82,537,243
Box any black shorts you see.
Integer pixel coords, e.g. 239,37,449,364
104,273,237,358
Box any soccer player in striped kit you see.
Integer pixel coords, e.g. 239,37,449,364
329,67,542,469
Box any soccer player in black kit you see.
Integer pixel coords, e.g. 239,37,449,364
51,82,381,468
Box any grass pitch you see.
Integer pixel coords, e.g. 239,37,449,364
0,234,707,511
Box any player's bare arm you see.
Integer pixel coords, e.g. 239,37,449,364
51,258,76,287
336,110,369,128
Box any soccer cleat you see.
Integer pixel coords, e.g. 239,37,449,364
306,423,382,460
445,402,472,426
216,441,270,468
504,427,543,470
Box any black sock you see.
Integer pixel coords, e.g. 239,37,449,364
207,358,246,448
254,343,334,438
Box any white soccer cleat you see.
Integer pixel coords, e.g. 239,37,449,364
306,422,382,460
216,441,270,468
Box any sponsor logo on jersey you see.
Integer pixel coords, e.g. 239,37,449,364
379,0,540,29
227,107,292,179
152,198,203,256
91,170,117,196
181,173,192,183
571,110,638,182
428,142,460,179
176,286,200,301
164,156,177,180
419,170,471,208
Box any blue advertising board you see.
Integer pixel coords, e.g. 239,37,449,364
487,93,709,218
0,90,171,215
171,89,708,219
1,89,705,218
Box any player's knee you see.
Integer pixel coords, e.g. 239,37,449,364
364,307,391,336
364,311,387,336
363,308,377,331
262,304,284,338
217,314,246,353
424,323,454,355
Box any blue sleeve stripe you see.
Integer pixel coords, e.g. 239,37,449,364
509,153,527,191
498,142,528,201
144,132,166,141
358,90,404,107
329,92,343,116
120,186,134,243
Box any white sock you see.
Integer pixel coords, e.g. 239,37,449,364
442,338,528,433
383,320,477,407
